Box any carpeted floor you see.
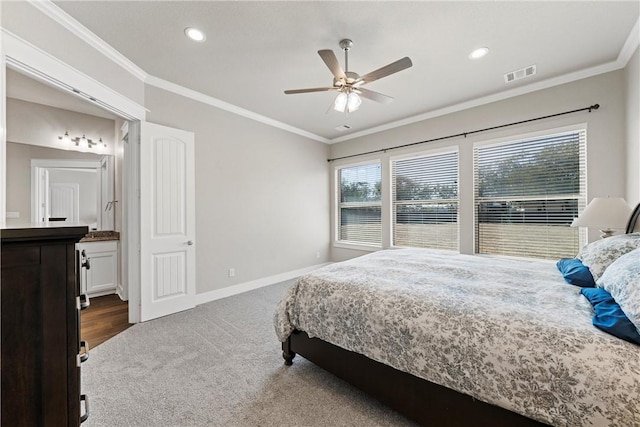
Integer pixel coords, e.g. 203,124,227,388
82,280,416,426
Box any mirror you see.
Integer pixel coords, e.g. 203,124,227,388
5,68,119,230
29,154,115,230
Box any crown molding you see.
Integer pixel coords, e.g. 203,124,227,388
28,0,148,82
2,28,147,120
145,75,330,144
20,0,640,146
618,17,640,66
329,59,625,144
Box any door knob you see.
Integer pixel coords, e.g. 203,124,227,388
186,240,194,246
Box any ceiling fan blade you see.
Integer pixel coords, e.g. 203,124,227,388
318,49,347,80
284,87,336,94
356,87,394,104
358,57,413,84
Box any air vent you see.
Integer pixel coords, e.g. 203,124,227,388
504,65,536,83
335,124,352,132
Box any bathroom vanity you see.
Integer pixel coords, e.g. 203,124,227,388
77,230,120,297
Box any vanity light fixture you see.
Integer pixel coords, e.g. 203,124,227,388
58,131,104,149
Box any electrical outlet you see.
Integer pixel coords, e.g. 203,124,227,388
228,268,235,277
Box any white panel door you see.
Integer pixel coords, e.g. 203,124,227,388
140,122,196,321
49,182,79,223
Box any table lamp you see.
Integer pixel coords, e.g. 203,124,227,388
571,197,632,238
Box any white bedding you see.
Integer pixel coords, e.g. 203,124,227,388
274,248,640,426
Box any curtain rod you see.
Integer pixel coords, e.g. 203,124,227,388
327,103,600,162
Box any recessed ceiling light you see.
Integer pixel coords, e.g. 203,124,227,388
185,27,206,42
469,47,489,59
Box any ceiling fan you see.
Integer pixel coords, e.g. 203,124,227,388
284,39,413,113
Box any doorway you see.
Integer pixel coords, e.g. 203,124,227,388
2,30,196,326
2,60,142,326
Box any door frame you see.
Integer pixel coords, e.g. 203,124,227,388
1,29,147,322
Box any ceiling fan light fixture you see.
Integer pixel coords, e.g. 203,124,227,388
347,92,361,112
333,92,348,112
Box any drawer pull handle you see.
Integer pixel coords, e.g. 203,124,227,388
81,249,91,270
79,294,90,310
80,341,90,363
80,394,90,423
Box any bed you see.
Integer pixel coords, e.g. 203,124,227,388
274,213,640,426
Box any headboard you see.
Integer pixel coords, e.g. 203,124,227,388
625,203,640,233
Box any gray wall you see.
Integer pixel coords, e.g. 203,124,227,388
145,85,330,295
625,47,640,206
7,98,116,153
329,70,628,261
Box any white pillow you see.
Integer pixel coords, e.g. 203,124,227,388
577,233,640,281
596,248,640,334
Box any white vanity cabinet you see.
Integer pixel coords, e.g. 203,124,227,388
77,240,119,296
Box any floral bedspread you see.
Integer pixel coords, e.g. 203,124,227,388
274,248,640,426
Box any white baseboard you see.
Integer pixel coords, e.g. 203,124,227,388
194,262,331,306
116,285,128,301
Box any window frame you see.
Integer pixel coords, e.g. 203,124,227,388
334,159,383,250
472,124,587,260
390,148,460,251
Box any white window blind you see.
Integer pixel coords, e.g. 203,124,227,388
337,162,382,246
392,151,459,250
474,130,586,259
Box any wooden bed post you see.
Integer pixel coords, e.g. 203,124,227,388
282,336,296,366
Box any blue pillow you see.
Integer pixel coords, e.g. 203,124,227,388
580,287,640,345
556,258,596,287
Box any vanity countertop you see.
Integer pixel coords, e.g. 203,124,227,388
79,230,120,242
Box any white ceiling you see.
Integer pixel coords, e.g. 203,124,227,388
22,1,640,142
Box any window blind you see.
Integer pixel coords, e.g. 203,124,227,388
392,151,459,250
474,130,586,259
337,162,382,245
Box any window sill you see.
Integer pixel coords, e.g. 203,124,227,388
333,241,381,252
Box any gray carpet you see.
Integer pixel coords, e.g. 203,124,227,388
82,280,416,426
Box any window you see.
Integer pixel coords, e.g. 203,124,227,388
336,162,382,246
474,130,586,259
392,151,458,250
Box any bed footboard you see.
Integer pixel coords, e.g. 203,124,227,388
283,330,546,427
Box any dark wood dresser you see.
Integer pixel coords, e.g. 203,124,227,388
1,225,89,427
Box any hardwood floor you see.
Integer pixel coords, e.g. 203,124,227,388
81,294,132,348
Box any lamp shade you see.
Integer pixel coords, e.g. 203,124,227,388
571,197,632,230
347,92,361,112
333,92,348,112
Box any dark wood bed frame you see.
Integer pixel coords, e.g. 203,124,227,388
282,331,545,426
281,205,640,426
